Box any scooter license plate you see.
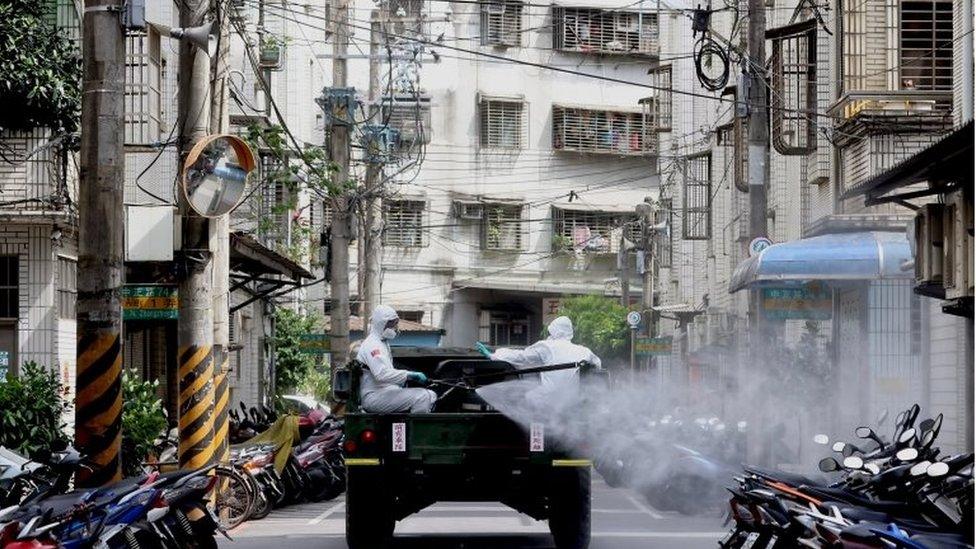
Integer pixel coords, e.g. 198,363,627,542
742,532,760,549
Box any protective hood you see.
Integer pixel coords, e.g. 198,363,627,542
546,316,574,341
368,305,399,340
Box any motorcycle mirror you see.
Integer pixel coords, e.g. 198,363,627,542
819,457,840,472
899,428,916,444
737,421,748,431
896,448,919,461
715,423,726,431
843,456,864,469
832,441,846,452
708,417,720,425
813,434,830,445
919,418,935,432
855,426,874,439
864,463,881,475
920,430,936,448
927,462,950,477
931,413,943,436
911,461,932,476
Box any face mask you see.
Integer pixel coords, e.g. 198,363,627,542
382,327,399,340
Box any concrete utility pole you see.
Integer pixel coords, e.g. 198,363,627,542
746,0,769,319
637,199,656,372
75,0,126,487
177,0,216,469
329,0,353,367
362,11,384,316
619,229,631,308
210,0,232,465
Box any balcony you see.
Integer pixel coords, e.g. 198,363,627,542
0,129,74,218
552,6,658,57
828,90,953,123
552,105,653,156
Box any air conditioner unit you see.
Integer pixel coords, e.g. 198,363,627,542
944,190,973,299
454,201,483,220
914,203,945,286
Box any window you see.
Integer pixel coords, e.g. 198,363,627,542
768,19,816,155
841,0,866,92
553,7,658,56
479,97,526,149
682,153,711,240
388,0,426,36
382,94,432,146
642,64,672,132
397,310,425,323
479,310,530,346
481,0,523,46
654,198,673,267
383,200,427,247
481,203,524,250
552,105,650,156
552,207,640,254
899,0,953,90
0,256,18,319
125,28,162,146
58,257,76,320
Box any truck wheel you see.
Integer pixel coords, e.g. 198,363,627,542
345,468,394,549
548,467,591,549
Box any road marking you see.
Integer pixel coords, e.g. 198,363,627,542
307,501,346,525
624,493,663,519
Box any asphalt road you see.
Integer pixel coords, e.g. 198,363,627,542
220,477,727,549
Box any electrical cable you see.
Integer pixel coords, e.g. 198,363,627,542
693,35,731,91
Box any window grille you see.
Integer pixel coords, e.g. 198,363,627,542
899,0,953,90
125,29,162,146
480,310,530,346
654,198,673,267
552,105,650,156
721,87,749,193
387,0,426,35
58,257,76,320
841,0,867,92
382,94,432,146
768,19,817,155
643,64,672,132
552,7,658,57
551,207,640,254
682,153,712,240
0,256,18,319
383,199,427,247
479,97,527,149
481,203,524,250
481,0,523,46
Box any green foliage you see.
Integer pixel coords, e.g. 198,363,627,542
0,362,70,458
559,295,630,363
121,371,168,477
273,307,326,396
0,0,81,134
297,367,331,403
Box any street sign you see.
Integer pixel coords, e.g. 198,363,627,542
749,237,773,257
298,334,331,354
626,311,642,328
122,285,178,320
635,337,673,356
761,284,832,320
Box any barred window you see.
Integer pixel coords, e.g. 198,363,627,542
841,0,866,92
124,28,162,146
644,64,672,132
383,200,427,247
552,105,650,156
0,256,18,319
552,7,658,56
654,198,673,267
479,97,526,149
482,203,524,250
382,95,432,146
58,257,76,320
552,207,640,254
768,20,816,155
899,0,953,90
481,0,523,46
682,153,711,240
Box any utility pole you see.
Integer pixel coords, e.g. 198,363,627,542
177,0,216,470
210,0,232,465
619,229,630,308
75,0,125,487
362,11,384,316
637,199,656,372
328,0,353,367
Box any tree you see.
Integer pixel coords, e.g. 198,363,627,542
559,295,630,365
0,0,81,135
272,307,330,401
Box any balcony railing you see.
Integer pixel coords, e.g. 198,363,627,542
828,90,953,120
552,7,658,57
0,129,74,214
552,105,653,156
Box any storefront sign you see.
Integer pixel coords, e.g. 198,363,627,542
298,334,331,354
761,284,832,320
635,336,673,356
122,286,178,320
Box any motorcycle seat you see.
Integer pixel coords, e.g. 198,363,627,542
745,466,821,488
801,486,913,516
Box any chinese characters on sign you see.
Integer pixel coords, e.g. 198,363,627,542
392,422,406,452
634,336,673,356
761,284,832,320
530,423,545,452
298,334,331,355
121,286,179,320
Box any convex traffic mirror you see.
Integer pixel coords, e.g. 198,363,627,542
182,134,256,217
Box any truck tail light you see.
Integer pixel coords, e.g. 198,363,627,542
360,429,376,444
343,439,358,454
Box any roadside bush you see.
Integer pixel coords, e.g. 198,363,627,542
273,307,329,400
559,295,630,365
0,362,70,458
121,371,168,476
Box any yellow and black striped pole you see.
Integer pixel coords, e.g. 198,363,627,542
74,332,123,486
213,349,231,464
178,343,216,468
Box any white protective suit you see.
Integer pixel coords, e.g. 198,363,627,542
490,316,602,396
356,305,437,413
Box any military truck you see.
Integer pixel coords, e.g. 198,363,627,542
332,347,599,549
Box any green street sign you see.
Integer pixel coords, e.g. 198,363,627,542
122,285,178,321
761,283,832,320
299,334,331,354
635,336,672,356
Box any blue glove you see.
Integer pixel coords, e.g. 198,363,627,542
407,371,429,385
475,341,492,358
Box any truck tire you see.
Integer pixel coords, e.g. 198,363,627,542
548,467,591,549
345,468,394,549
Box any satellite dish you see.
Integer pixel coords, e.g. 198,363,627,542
181,134,255,217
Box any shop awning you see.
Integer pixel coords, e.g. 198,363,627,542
229,232,313,313
729,231,913,293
